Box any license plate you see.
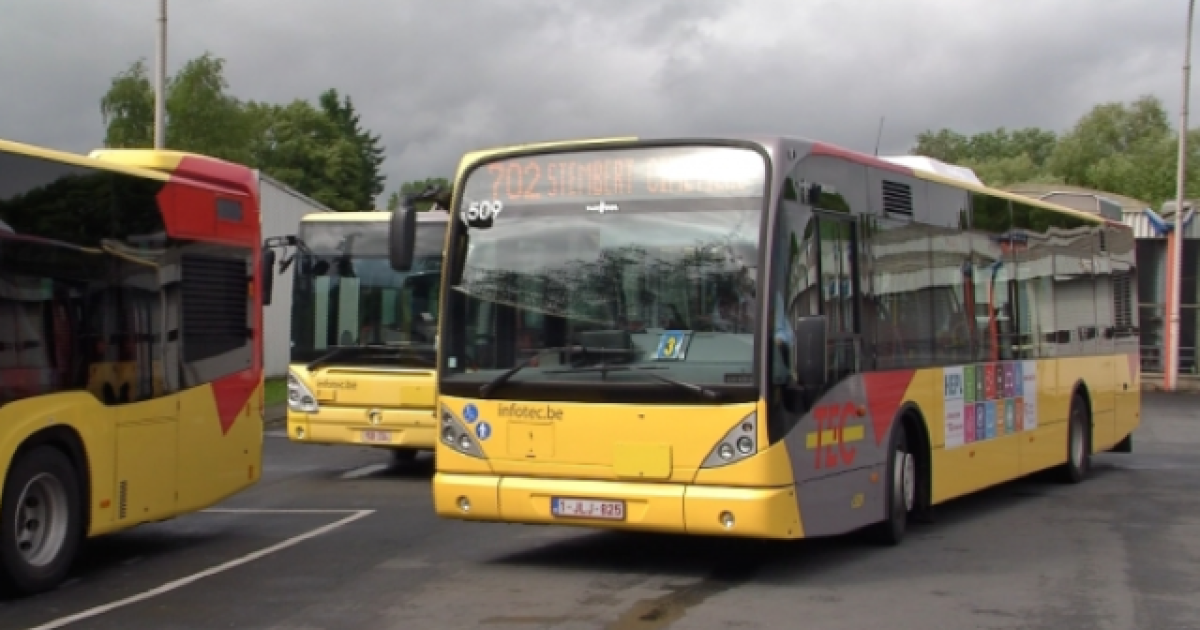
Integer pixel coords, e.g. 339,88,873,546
361,430,392,443
550,497,626,521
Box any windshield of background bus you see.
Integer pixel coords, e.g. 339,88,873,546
445,145,767,392
290,221,446,364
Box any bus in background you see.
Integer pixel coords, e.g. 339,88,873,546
0,140,267,594
390,135,1139,544
281,196,449,464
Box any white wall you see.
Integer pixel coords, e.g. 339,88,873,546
258,173,332,378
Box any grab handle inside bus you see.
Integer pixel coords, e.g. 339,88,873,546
791,315,826,389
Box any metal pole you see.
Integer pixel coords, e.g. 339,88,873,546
1167,0,1194,391
154,0,167,149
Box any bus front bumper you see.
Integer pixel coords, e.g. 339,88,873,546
433,473,803,539
287,407,438,449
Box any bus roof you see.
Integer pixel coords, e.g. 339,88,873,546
301,211,390,223
1,137,170,182
454,134,1114,228
301,209,452,224
87,148,256,196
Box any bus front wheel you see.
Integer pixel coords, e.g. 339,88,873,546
0,445,83,596
867,422,915,546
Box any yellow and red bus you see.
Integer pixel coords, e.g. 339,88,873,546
0,140,266,594
390,135,1139,544
283,208,448,462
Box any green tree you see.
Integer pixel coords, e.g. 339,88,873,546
99,59,155,149
1046,95,1186,205
910,95,1200,204
163,53,255,163
388,178,452,211
99,53,253,163
912,127,1057,168
319,89,386,209
98,53,390,211
251,99,365,211
911,126,1060,187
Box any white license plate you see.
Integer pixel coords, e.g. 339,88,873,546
361,430,392,443
551,497,626,521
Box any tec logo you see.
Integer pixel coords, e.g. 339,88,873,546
463,403,479,424
475,421,492,441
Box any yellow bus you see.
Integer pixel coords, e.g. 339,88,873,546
390,135,1140,544
0,140,267,594
284,207,449,463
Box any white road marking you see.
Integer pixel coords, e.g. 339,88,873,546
30,509,374,630
376,557,432,570
264,430,288,439
202,508,371,514
340,463,389,480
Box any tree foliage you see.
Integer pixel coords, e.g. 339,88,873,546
388,177,453,212
98,53,385,211
911,95,1200,208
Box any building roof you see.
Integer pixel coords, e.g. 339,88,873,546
1003,182,1149,213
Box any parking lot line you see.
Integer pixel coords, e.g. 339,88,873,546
29,509,375,630
341,463,390,479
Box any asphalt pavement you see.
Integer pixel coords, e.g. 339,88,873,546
2,392,1198,630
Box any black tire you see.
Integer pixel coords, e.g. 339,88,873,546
390,448,420,465
1,445,83,596
1058,394,1092,484
867,422,916,546
1109,433,1132,454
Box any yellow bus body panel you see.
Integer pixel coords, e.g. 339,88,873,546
0,380,263,538
287,365,439,449
433,396,803,538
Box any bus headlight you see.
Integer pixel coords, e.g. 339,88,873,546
440,405,487,459
287,369,319,414
701,412,758,469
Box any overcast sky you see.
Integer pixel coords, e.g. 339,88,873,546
0,0,1189,205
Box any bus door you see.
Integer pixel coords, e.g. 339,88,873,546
814,212,861,384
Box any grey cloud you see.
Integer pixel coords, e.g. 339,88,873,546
0,0,1187,207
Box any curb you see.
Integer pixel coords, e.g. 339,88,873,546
264,403,287,428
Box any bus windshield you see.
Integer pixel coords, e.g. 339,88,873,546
290,219,446,368
441,145,767,402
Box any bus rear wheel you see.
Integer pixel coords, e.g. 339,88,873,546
1,445,83,596
1058,393,1092,484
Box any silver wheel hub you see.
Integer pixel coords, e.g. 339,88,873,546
895,450,915,512
13,473,69,567
1070,416,1085,466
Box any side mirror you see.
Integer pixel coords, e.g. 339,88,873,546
261,248,277,306
791,315,826,388
389,207,417,272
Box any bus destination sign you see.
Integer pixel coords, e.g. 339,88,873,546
462,145,767,206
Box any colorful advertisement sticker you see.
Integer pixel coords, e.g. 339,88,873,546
943,360,1039,450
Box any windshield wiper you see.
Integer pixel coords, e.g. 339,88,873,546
477,345,636,399
307,346,354,372
544,365,723,401
307,344,436,372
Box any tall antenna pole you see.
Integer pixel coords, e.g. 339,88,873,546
154,0,168,149
874,116,885,156
1166,0,1194,391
